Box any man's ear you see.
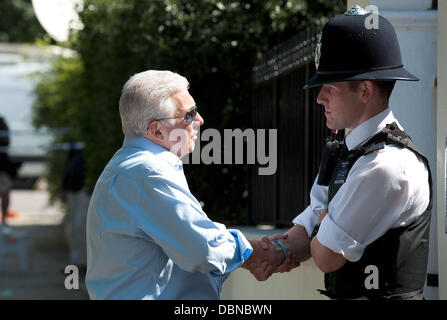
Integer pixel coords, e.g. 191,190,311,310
360,80,374,104
146,121,166,143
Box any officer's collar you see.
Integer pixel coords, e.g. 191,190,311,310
345,108,402,151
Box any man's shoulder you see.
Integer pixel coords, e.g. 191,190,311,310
353,143,426,179
110,148,173,180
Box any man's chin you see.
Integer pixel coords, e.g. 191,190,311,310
189,142,195,154
326,121,338,131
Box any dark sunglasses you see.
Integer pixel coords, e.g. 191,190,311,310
155,106,198,124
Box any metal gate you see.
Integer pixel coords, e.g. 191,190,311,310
250,29,331,227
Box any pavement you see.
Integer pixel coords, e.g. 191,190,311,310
0,188,89,300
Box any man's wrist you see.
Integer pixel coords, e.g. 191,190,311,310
272,240,287,264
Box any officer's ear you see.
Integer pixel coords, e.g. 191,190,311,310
359,80,375,104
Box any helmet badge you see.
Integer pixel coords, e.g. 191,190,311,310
344,5,368,16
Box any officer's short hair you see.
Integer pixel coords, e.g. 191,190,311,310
348,80,396,100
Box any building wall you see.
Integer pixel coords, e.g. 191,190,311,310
436,0,447,300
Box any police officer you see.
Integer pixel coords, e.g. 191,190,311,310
246,6,432,300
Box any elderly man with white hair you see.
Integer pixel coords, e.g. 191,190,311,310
85,70,289,300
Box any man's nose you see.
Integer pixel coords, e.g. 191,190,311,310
195,112,204,126
316,88,326,106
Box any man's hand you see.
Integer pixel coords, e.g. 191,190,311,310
242,238,284,281
242,224,311,281
269,234,300,273
242,234,300,281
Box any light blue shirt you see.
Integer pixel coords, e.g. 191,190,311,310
85,136,253,299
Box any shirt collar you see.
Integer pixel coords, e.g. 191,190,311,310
345,108,400,151
122,135,183,168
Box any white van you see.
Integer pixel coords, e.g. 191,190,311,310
0,44,52,188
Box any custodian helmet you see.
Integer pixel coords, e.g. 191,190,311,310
303,5,419,89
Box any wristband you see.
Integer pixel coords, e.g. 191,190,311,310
273,240,288,260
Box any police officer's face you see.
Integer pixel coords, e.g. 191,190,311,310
316,81,364,131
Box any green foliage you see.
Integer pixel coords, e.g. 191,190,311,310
33,0,344,224
0,0,47,43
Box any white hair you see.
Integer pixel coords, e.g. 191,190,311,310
119,70,189,136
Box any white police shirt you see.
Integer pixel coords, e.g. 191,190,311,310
293,108,430,262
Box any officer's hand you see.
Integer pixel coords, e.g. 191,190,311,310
274,252,300,273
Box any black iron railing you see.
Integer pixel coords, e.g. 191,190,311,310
250,28,331,227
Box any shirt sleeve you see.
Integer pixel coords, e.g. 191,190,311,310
317,152,412,262
135,175,253,275
293,175,329,237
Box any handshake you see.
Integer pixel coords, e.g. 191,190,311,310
241,234,301,281
241,210,326,281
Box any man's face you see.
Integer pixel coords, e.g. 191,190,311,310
316,81,363,131
161,90,204,157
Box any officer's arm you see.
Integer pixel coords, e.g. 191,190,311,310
310,236,347,273
282,224,312,262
